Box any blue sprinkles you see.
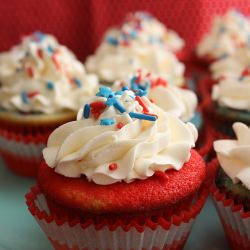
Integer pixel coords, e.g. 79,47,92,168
47,45,55,54
83,104,90,118
100,118,115,126
46,81,54,90
72,78,81,88
21,92,29,103
96,86,113,98
113,101,126,113
129,112,157,121
33,31,45,42
106,36,119,46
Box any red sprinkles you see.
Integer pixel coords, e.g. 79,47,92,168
116,122,124,129
109,163,118,171
27,66,34,77
135,96,149,113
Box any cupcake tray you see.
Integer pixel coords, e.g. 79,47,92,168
0,159,230,250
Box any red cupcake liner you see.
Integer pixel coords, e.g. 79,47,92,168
26,160,215,250
25,184,207,250
209,159,250,250
0,126,50,177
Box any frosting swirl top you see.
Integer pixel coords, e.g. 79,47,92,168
112,71,197,122
212,76,250,111
0,32,98,114
197,10,250,59
214,122,250,190
43,86,197,185
86,11,185,86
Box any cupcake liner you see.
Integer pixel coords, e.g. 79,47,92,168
26,185,207,250
209,159,250,250
0,126,50,177
26,160,214,250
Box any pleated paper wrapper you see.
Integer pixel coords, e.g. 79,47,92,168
25,164,214,250
209,159,250,250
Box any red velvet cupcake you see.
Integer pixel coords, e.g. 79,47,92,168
26,87,212,250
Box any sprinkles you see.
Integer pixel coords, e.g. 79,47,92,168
83,87,158,125
21,92,29,103
108,163,118,171
100,118,115,126
116,122,124,129
71,78,81,88
46,81,54,90
27,91,39,98
27,66,34,78
129,112,157,121
83,104,90,118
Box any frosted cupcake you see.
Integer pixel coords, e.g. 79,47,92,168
26,87,211,250
196,9,250,65
0,31,98,177
86,11,185,86
211,122,250,249
207,75,250,135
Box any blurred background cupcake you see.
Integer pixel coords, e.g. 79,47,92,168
0,31,98,177
211,122,250,250
85,11,185,87
202,56,250,137
196,9,250,67
26,86,211,250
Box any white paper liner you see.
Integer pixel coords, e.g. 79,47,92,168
32,193,196,250
212,193,250,249
0,135,45,157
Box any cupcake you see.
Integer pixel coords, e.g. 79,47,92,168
203,72,250,136
211,122,250,250
0,31,98,177
196,9,250,66
26,87,211,250
86,11,185,87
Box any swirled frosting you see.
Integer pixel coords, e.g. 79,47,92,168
112,71,197,121
86,11,185,86
197,10,250,59
0,32,98,114
43,87,197,185
212,77,250,111
210,47,250,80
214,122,250,190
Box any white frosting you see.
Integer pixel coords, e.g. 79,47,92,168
112,72,197,121
43,88,197,185
210,47,250,80
214,122,250,190
0,32,98,114
197,10,250,59
212,77,250,111
120,11,184,53
86,12,185,86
